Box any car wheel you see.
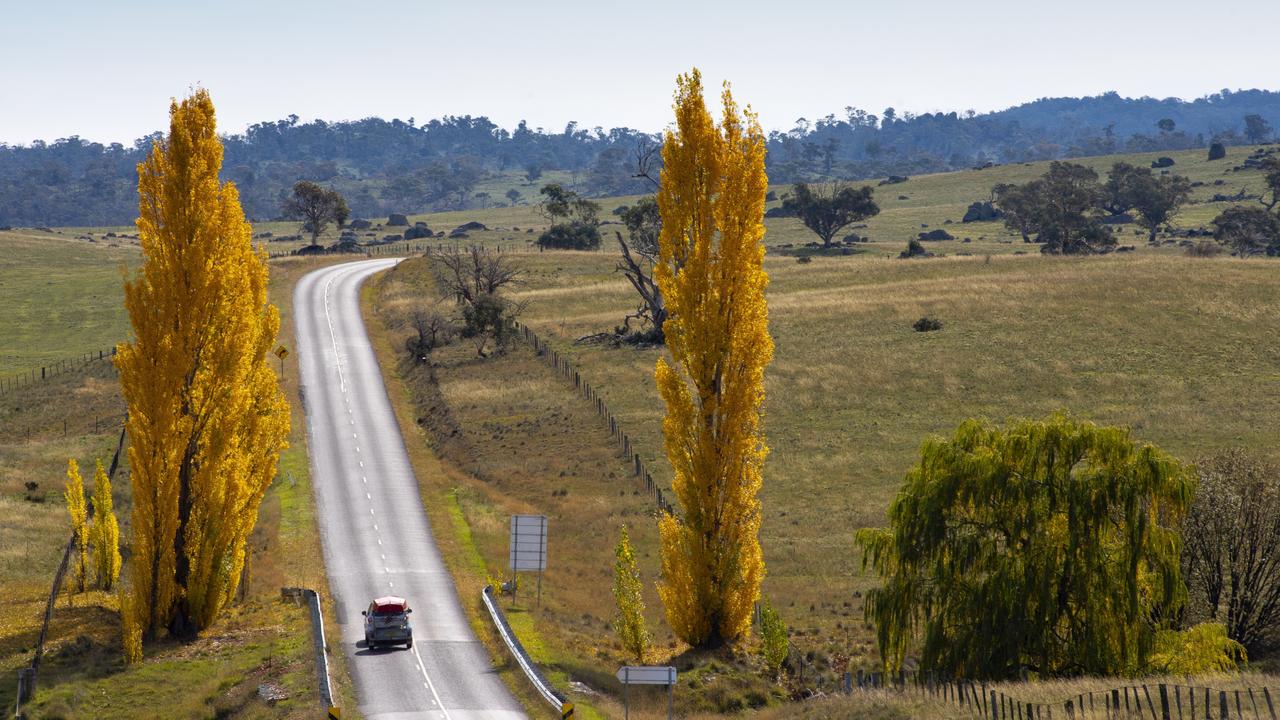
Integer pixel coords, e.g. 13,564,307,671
405,638,413,649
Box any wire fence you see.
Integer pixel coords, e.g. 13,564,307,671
0,347,117,397
510,319,675,517
844,670,1278,720
15,420,128,717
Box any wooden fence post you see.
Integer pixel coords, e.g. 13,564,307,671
1262,688,1276,720
1219,691,1229,720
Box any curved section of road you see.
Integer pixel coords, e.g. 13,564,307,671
295,259,525,720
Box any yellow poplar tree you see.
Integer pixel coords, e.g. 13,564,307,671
654,69,773,647
90,460,121,591
117,89,290,643
64,459,89,593
612,525,650,662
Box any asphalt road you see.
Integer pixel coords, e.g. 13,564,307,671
295,259,526,720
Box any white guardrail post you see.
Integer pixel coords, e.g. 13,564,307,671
481,585,574,718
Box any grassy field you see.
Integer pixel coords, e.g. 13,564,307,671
0,228,138,375
359,144,1280,713
0,242,357,718
372,250,1280,701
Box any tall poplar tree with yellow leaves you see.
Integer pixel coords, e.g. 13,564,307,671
117,89,289,648
90,460,121,591
64,459,89,593
654,70,772,648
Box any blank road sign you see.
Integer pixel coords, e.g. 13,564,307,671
616,666,677,686
509,514,547,572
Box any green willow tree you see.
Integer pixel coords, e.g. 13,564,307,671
856,414,1195,679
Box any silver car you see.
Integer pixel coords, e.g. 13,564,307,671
363,596,413,649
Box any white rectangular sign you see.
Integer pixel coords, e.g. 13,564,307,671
508,514,547,572
616,666,677,686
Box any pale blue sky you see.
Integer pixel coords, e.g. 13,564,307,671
2,0,1277,144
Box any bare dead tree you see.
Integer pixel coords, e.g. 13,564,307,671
615,231,666,342
427,245,526,356
633,138,661,188
1182,449,1280,653
598,142,668,344
429,244,524,306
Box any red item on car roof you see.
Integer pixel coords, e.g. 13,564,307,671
373,596,407,612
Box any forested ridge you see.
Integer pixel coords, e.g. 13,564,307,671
3,88,1278,226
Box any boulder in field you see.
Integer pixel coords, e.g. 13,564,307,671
387,214,409,226
918,229,955,241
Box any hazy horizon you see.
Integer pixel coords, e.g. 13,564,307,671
4,0,1279,145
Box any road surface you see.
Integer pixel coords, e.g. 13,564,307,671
295,259,526,720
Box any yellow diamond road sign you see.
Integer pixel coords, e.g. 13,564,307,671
274,345,289,360
327,707,340,720
560,702,574,718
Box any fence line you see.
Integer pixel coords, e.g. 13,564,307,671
0,347,117,397
267,240,548,260
15,420,128,718
7,411,128,445
509,319,675,517
842,669,1278,720
266,239,612,260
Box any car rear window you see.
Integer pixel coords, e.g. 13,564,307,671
373,604,405,614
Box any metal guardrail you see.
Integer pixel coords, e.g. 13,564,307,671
481,585,565,712
282,587,334,709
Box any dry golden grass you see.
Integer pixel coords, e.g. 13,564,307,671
486,250,1280,671
370,246,1280,716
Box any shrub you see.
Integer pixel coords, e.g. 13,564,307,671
1148,623,1246,674
759,599,789,676
1185,239,1224,257
912,316,942,332
1208,143,1227,161
961,201,1003,223
537,221,601,250
899,239,932,259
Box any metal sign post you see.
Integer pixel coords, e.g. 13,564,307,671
508,515,547,607
616,666,677,720
274,345,289,378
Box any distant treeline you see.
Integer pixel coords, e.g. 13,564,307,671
2,89,1279,227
